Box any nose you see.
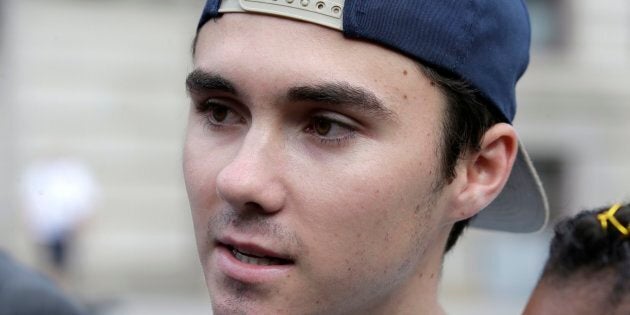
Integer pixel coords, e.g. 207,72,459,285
215,128,287,215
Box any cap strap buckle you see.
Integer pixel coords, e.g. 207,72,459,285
219,0,345,30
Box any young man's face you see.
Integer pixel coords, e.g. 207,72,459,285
184,14,458,315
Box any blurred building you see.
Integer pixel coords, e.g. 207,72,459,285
0,0,629,314
0,0,208,303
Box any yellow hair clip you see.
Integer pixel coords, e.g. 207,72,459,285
597,203,628,236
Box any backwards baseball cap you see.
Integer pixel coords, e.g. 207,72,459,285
196,0,549,233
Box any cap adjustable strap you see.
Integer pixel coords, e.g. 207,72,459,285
219,0,344,30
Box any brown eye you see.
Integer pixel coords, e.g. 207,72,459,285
314,118,332,136
211,106,228,122
200,101,245,127
305,113,357,145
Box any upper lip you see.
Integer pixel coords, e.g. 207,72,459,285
217,236,294,262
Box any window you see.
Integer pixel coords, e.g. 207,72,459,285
526,0,570,51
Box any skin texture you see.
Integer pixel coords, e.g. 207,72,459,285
184,14,518,315
524,271,630,315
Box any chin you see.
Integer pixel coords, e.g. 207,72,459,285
210,298,291,315
206,276,281,315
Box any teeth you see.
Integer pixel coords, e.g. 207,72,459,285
236,248,262,257
232,249,282,266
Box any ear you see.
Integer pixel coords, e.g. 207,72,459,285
447,123,519,222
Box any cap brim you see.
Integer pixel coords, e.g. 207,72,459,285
470,141,549,232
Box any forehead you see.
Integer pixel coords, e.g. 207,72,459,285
195,13,403,74
194,14,443,118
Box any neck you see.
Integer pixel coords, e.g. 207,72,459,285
375,271,445,315
364,228,449,315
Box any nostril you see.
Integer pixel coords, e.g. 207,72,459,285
244,201,264,211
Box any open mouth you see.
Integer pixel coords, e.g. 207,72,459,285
227,245,293,266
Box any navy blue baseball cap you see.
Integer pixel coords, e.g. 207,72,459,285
196,0,549,233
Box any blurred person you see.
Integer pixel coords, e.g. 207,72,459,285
20,158,98,286
0,249,86,315
524,203,630,315
184,0,549,314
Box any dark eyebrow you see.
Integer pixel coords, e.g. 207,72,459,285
186,69,237,95
287,83,397,121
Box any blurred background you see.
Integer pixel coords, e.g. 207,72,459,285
1,0,629,314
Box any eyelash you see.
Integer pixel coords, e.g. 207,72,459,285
304,116,357,146
196,100,358,146
318,137,354,146
196,100,244,130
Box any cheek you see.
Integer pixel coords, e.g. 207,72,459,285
304,173,435,255
183,149,212,258
183,138,215,210
182,130,227,255
292,146,441,296
182,118,239,209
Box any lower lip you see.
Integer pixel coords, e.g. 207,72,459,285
214,245,293,284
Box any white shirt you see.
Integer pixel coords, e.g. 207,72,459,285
21,158,98,242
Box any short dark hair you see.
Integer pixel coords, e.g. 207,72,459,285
541,203,630,305
417,64,507,253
